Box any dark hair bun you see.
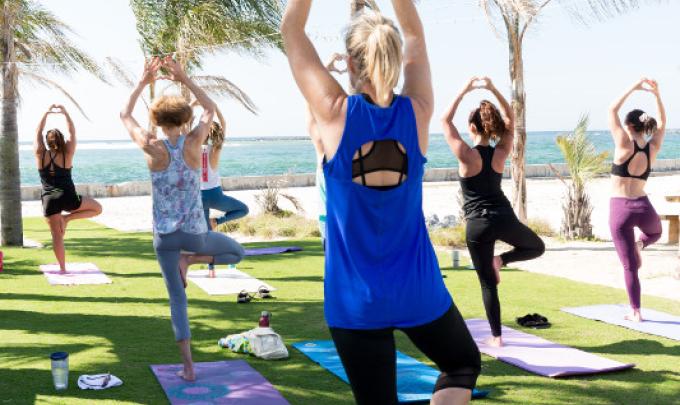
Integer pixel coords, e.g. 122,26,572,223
625,109,657,135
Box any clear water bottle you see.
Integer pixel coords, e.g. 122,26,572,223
452,250,460,268
50,352,69,390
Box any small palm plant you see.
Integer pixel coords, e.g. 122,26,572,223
552,115,609,240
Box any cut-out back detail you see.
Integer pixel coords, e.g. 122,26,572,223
352,140,408,190
611,141,651,181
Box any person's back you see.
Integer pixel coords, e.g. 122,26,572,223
459,145,511,219
324,93,450,328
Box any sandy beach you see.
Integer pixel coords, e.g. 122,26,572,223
22,174,680,302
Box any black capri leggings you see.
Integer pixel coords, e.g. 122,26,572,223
466,212,545,337
330,304,481,405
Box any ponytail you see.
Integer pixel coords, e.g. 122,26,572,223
346,11,403,107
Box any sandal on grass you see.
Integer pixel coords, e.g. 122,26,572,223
237,290,253,304
516,313,551,329
257,285,273,299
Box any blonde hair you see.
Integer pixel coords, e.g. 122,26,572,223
345,11,403,107
149,95,192,128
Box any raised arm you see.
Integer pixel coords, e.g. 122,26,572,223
647,80,666,151
120,58,160,152
34,109,50,156
479,77,514,155
441,78,476,164
609,79,645,146
281,0,346,124
392,0,432,117
55,105,77,155
160,57,216,145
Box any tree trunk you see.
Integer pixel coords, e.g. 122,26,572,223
0,2,23,246
509,39,527,223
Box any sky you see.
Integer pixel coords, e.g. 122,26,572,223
16,0,680,141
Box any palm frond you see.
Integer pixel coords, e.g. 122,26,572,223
192,75,258,114
19,70,90,120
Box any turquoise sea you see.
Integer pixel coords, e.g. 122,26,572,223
19,131,680,186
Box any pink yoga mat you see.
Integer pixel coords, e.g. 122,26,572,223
39,263,111,285
465,319,635,377
150,360,290,405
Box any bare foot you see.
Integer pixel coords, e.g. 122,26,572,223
178,255,190,289
624,309,643,322
485,336,504,347
208,269,216,279
210,218,218,230
176,369,196,382
492,256,503,284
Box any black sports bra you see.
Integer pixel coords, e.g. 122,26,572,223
611,141,651,181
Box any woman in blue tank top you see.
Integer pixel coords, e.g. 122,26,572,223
282,2,480,404
120,57,244,382
442,77,545,347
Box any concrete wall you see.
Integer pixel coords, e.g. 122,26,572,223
21,158,680,201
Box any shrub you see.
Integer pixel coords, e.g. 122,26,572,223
528,218,556,237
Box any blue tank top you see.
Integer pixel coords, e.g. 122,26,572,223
323,95,452,329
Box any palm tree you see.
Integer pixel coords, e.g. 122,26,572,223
128,0,282,111
0,0,104,246
477,0,661,222
551,115,608,239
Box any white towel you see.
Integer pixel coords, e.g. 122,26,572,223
77,374,123,390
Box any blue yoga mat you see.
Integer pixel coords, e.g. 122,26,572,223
562,304,680,341
293,340,489,402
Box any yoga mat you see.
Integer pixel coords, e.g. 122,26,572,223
150,360,289,405
465,319,635,377
244,247,302,256
293,340,489,402
187,268,276,296
562,304,680,341
39,263,111,285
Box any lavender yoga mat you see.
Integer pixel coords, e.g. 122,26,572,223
150,360,290,405
39,263,111,285
562,304,680,341
465,319,635,377
244,247,302,256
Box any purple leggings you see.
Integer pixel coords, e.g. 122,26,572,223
609,196,662,309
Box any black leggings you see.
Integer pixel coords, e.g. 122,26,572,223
329,305,481,405
466,214,545,337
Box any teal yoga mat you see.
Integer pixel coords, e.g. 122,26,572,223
293,340,489,402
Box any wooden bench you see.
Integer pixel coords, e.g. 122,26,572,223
660,214,679,245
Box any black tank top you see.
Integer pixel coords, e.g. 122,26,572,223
460,145,512,218
611,141,651,181
39,150,75,192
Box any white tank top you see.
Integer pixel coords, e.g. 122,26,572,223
201,145,221,190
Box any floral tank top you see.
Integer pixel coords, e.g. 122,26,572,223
151,136,208,235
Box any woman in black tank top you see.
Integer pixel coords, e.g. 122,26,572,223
34,105,102,273
442,78,545,347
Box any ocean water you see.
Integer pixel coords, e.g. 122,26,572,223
19,131,680,186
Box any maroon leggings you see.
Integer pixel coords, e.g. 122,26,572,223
609,196,662,309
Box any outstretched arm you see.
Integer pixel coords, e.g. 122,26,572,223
34,109,50,156
281,0,346,125
648,80,666,151
393,0,432,118
609,78,646,146
441,78,476,164
120,58,160,151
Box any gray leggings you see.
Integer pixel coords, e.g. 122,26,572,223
153,230,244,341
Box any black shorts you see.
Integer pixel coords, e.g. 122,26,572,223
41,188,82,217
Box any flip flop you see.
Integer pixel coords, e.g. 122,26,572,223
516,313,551,328
257,285,273,299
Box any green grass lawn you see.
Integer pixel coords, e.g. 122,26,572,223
1,218,678,404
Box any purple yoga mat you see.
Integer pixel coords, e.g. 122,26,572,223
150,360,290,405
244,247,302,256
39,263,111,285
465,319,635,377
